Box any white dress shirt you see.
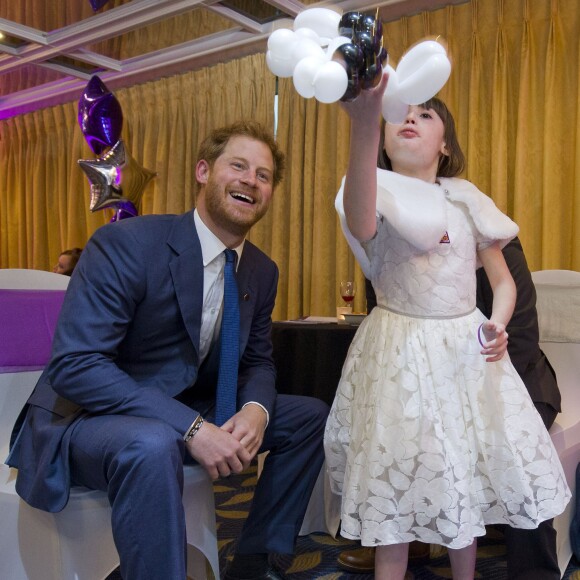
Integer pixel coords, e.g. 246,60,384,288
194,210,243,363
193,210,268,424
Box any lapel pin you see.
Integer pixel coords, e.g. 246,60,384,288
243,293,250,301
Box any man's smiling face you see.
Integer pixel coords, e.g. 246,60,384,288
195,135,274,241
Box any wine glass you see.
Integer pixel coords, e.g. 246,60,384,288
340,281,356,307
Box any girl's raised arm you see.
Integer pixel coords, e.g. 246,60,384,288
341,72,389,242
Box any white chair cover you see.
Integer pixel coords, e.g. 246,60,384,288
0,269,218,580
533,269,580,577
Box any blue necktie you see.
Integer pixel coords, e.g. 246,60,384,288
215,249,240,425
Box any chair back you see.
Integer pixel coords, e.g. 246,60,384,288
531,269,580,436
532,269,580,575
0,269,69,459
531,269,580,345
0,269,70,290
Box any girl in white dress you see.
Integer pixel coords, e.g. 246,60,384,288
324,74,570,579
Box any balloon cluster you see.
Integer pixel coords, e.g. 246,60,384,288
77,76,156,222
333,12,387,102
265,7,451,121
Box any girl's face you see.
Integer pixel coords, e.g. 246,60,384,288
383,105,448,183
53,254,73,275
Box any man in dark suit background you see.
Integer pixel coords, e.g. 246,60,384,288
339,237,561,579
475,236,561,580
7,121,329,580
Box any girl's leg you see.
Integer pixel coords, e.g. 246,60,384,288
375,542,409,580
448,539,477,580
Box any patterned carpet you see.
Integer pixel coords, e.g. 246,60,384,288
215,461,580,580
105,459,580,579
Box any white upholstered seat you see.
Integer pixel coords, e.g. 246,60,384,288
533,269,580,577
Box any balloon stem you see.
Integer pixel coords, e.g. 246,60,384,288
274,77,279,141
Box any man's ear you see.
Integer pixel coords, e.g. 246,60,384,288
195,160,210,184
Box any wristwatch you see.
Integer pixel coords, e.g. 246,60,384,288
183,415,204,442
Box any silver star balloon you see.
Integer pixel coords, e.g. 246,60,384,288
78,139,156,213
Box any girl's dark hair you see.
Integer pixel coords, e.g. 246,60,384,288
60,247,83,276
377,97,465,178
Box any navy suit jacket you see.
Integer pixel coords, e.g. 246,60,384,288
8,211,278,512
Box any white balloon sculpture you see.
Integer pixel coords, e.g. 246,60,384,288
266,9,349,104
265,7,452,122
382,41,451,123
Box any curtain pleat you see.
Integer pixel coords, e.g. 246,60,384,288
489,0,512,217
513,1,548,264
1,0,579,321
541,0,576,266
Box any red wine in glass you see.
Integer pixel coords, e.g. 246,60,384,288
340,281,356,306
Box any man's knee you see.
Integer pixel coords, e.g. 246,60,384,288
298,397,330,435
116,420,183,469
308,397,331,421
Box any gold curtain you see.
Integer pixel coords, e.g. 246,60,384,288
1,0,579,322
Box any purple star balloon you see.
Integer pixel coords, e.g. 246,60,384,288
89,0,112,11
78,76,123,155
110,201,139,222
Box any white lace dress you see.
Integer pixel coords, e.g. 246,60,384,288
324,171,571,549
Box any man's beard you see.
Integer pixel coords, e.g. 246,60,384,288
204,179,269,236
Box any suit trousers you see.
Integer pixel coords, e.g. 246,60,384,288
68,394,329,580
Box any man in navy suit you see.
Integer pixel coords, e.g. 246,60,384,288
8,121,329,580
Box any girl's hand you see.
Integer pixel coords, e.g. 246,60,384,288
340,69,389,126
479,320,508,362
